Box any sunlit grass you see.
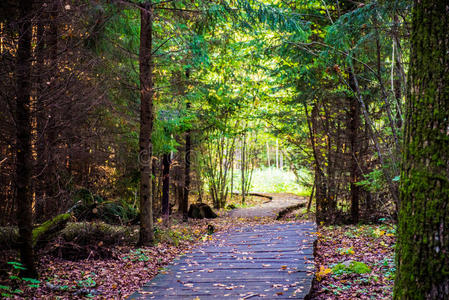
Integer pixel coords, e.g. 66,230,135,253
232,167,312,196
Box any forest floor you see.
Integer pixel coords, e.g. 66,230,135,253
0,195,297,299
1,196,396,299
282,208,396,299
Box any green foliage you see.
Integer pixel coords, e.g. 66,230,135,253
73,188,138,225
32,213,71,247
97,200,138,225
1,262,40,298
332,261,371,276
76,276,96,289
122,248,150,262
153,226,193,246
74,189,104,206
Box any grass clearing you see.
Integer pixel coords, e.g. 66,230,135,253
231,167,311,195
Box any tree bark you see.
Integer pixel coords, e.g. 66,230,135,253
348,69,361,224
182,102,191,221
161,153,170,217
394,1,449,298
15,0,37,278
138,1,154,246
241,134,246,204
305,102,327,224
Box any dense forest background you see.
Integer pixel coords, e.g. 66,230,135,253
1,0,448,298
1,0,408,225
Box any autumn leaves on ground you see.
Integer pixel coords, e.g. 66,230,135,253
0,195,396,299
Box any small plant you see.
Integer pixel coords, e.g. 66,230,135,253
316,265,332,281
331,261,371,276
77,276,96,288
1,262,40,298
122,248,150,262
337,247,355,255
372,228,386,238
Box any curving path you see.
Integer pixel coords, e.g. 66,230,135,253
228,193,307,218
129,194,316,299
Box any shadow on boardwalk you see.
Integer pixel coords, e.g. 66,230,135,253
130,194,316,299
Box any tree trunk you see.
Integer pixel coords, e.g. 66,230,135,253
15,0,37,278
44,0,59,217
152,157,158,215
266,141,270,168
394,1,449,298
138,1,154,246
182,102,191,221
305,102,327,224
348,69,361,224
161,153,170,217
241,135,246,204
276,139,279,169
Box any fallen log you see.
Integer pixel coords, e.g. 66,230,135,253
231,192,273,200
32,213,71,247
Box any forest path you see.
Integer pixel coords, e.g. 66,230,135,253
228,193,308,218
129,222,316,299
129,194,316,299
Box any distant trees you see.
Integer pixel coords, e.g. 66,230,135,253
268,0,410,224
394,0,449,298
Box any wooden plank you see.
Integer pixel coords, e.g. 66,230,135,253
129,222,316,299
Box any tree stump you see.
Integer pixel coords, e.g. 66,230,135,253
188,203,217,219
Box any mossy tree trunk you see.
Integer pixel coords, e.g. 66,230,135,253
394,1,449,298
138,1,154,246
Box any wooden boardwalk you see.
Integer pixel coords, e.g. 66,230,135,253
129,222,316,299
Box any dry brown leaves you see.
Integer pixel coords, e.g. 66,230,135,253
4,213,299,299
310,224,396,299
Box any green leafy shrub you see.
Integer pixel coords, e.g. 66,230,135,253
1,262,40,298
97,200,138,225
72,188,138,225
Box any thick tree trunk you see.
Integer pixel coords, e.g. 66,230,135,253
161,153,170,217
394,1,449,299
15,0,37,278
138,1,154,246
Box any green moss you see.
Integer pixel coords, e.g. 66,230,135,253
332,261,371,275
32,213,71,247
